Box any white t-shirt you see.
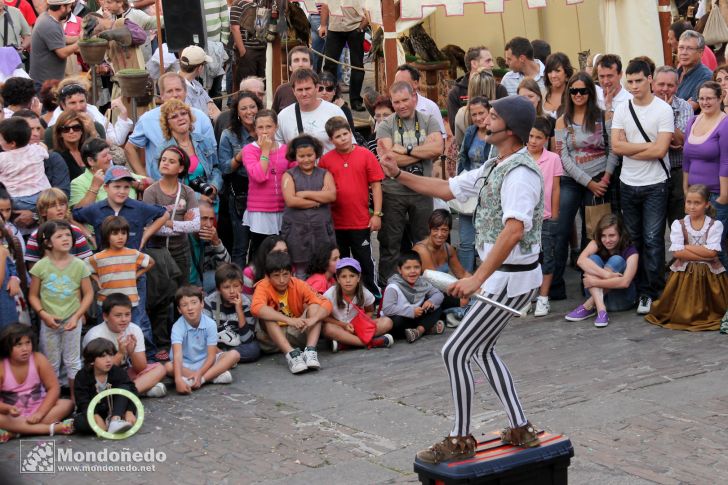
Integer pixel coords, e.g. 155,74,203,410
416,93,447,139
612,96,674,186
596,85,633,112
448,149,543,297
323,286,375,323
82,321,146,355
275,99,348,154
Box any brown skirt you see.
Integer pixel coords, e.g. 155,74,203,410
645,263,728,331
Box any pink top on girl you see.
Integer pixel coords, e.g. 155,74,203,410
242,143,293,212
1,353,46,416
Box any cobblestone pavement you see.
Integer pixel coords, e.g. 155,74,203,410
1,272,728,485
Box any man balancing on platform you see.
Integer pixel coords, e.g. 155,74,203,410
379,95,544,463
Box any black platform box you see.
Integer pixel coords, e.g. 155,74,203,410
414,432,574,485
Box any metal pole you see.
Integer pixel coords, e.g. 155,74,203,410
91,66,98,105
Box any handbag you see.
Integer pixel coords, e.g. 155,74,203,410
584,197,612,240
345,295,377,345
15,294,30,326
703,1,728,45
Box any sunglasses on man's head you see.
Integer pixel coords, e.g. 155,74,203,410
318,85,336,92
569,87,589,96
60,124,83,133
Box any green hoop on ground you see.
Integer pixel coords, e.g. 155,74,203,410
86,388,144,440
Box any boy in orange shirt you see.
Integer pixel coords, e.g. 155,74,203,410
87,216,155,325
251,251,332,374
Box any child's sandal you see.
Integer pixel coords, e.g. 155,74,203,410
434,320,445,335
405,328,421,343
0,429,17,443
49,418,75,437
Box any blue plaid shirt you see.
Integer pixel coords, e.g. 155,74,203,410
669,96,693,169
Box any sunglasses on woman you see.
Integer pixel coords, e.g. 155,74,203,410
318,85,336,92
569,87,589,96
60,124,83,133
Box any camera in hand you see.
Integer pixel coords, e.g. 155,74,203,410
189,177,215,197
404,163,424,176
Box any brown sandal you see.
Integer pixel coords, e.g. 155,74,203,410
405,328,421,343
500,421,540,448
416,434,477,464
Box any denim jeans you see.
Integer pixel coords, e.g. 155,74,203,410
457,213,476,273
586,254,637,311
620,181,667,299
228,192,249,268
710,193,728,269
551,176,598,299
309,14,326,72
136,273,157,357
541,219,558,275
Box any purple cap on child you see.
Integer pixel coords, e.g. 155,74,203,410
336,257,361,273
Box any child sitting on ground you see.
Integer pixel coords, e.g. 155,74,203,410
323,257,394,352
305,244,340,293
0,117,50,212
243,235,288,296
0,324,75,441
83,293,168,398
382,251,444,343
565,214,639,327
646,184,728,331
165,286,240,394
251,251,332,374
74,338,138,435
203,264,261,363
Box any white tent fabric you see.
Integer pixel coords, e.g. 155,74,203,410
603,0,664,68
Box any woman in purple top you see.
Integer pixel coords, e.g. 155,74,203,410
683,81,728,265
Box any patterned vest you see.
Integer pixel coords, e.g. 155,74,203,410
474,151,544,253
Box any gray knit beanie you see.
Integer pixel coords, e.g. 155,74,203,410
490,95,536,145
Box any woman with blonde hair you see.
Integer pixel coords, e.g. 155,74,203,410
158,99,221,205
453,69,497,148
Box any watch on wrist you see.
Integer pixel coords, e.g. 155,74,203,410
373,211,383,217
406,144,413,156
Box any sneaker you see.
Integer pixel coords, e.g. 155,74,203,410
370,334,394,348
519,302,532,317
331,340,340,353
217,326,241,347
637,296,652,315
211,370,233,384
594,310,609,328
565,304,596,322
445,313,462,328
302,346,320,370
533,296,550,317
144,382,167,398
416,434,477,464
286,349,308,374
107,419,133,434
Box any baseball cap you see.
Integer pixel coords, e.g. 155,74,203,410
336,257,361,273
180,46,212,67
104,166,135,184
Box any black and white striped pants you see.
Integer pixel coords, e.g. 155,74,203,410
441,287,538,437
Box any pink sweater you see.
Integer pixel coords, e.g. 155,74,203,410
242,143,293,212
